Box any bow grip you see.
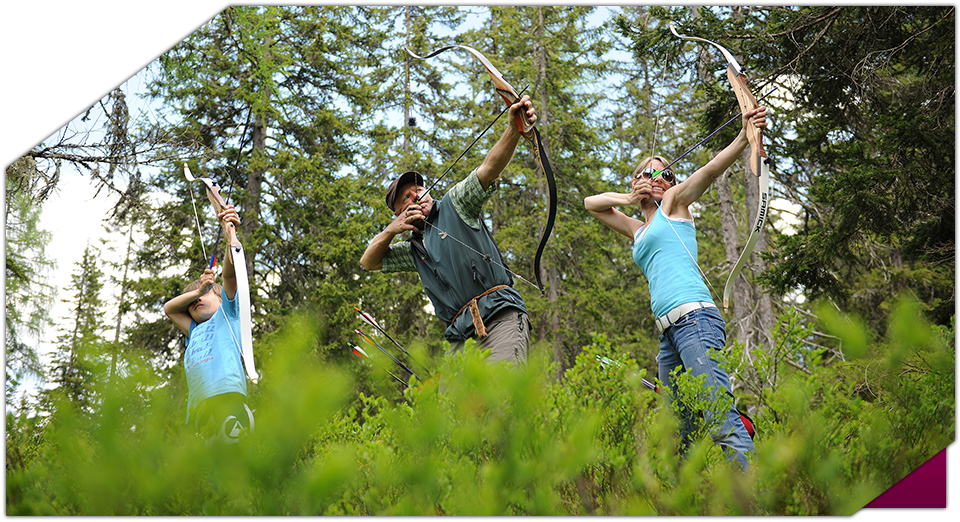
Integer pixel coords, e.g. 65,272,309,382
495,88,535,135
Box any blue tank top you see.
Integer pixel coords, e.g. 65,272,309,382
632,208,714,317
184,293,247,422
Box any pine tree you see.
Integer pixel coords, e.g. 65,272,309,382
45,246,107,414
5,157,56,404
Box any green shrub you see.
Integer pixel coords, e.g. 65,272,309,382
6,298,953,515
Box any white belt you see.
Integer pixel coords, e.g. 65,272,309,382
655,301,716,333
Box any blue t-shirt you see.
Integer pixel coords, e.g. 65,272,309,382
184,293,247,422
632,208,714,317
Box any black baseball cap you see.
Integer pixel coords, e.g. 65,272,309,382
384,170,424,212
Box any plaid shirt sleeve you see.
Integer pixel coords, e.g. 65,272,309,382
380,240,417,272
446,168,497,228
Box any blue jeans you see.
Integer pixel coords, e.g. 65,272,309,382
657,306,754,470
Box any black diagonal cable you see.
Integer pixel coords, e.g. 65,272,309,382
9,5,229,168
208,105,254,267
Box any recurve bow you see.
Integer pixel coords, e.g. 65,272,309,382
405,45,558,296
184,163,259,383
670,23,771,313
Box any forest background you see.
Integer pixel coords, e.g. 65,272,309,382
4,4,956,516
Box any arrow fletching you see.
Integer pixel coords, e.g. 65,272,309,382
596,355,659,392
355,307,381,329
348,343,408,387
353,307,431,376
349,343,370,358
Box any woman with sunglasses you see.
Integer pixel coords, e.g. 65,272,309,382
583,106,767,471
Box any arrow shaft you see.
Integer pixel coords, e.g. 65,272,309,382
656,87,777,178
355,308,431,375
356,329,421,380
349,343,408,387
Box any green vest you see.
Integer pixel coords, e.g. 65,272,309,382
414,197,526,340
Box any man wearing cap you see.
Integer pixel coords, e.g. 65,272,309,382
360,96,538,365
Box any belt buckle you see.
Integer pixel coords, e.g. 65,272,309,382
656,314,670,334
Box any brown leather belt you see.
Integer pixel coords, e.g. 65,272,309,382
450,285,510,339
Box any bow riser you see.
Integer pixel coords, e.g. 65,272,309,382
201,182,227,215
726,67,768,170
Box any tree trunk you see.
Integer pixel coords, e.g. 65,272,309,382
686,4,776,359
243,22,271,289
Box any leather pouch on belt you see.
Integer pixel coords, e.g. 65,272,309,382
468,300,487,339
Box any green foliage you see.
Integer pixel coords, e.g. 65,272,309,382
666,365,736,450
43,246,110,414
5,157,56,401
553,336,647,472
7,298,951,515
6,313,353,515
761,7,954,328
